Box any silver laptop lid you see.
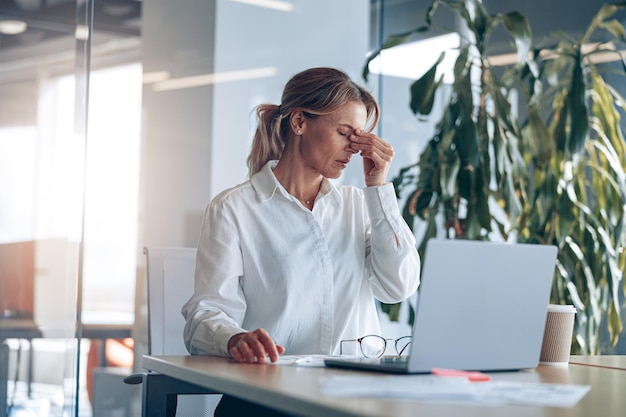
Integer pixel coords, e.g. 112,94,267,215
407,239,558,373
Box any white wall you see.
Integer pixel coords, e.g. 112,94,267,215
140,0,217,249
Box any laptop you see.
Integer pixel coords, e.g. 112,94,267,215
324,239,558,374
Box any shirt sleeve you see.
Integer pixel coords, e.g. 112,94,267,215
181,199,247,356
363,183,421,303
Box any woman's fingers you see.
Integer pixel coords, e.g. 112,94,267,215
350,129,394,186
228,328,284,364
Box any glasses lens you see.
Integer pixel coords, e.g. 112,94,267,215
395,336,412,357
359,335,386,358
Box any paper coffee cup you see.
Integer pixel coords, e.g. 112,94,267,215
539,304,576,366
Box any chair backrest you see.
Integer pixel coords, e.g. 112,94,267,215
143,246,221,417
144,246,196,356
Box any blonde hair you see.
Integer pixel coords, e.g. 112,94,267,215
246,67,380,176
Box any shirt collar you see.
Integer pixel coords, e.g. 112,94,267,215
251,160,341,205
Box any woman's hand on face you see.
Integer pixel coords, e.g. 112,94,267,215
227,328,285,364
349,129,394,187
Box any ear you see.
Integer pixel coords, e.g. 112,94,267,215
289,110,306,136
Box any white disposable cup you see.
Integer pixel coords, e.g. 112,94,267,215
539,304,576,366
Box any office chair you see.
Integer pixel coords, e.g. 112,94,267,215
124,247,221,417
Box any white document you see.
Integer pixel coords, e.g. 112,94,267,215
274,355,352,367
318,375,591,407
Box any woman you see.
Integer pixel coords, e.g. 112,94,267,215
182,67,420,414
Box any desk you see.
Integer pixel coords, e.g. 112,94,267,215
81,323,133,340
81,323,133,366
141,354,626,417
0,319,42,341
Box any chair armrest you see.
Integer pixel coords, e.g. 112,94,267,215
123,373,144,384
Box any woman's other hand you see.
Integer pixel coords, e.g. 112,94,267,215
227,328,285,364
350,129,394,187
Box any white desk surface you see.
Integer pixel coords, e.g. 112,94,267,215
142,354,626,417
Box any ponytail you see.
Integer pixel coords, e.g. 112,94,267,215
246,104,286,176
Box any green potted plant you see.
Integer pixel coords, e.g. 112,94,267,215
365,0,626,354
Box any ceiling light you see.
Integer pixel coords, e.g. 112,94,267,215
0,20,28,35
368,33,460,83
152,67,277,92
143,71,171,84
229,0,293,12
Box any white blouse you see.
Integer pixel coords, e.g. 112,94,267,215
182,161,420,357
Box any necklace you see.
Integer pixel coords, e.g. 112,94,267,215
293,182,321,209
297,196,314,206
295,192,317,208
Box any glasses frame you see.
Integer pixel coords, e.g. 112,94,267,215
339,335,412,358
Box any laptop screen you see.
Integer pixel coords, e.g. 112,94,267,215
406,239,558,373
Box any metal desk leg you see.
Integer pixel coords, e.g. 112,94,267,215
13,340,33,399
99,339,107,367
1,343,9,417
27,340,33,398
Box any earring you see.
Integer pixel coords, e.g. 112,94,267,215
297,130,302,135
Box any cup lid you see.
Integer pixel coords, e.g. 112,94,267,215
547,304,576,313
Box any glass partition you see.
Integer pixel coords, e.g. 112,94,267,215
0,0,87,414
1,1,140,416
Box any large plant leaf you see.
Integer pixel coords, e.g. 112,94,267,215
589,139,626,202
591,73,626,166
379,301,402,322
608,302,624,346
427,0,472,30
490,77,518,135
580,2,626,45
499,11,532,65
469,0,489,52
526,106,554,166
410,53,445,115
566,51,589,157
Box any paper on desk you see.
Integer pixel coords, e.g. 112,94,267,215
318,375,590,407
273,355,352,367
